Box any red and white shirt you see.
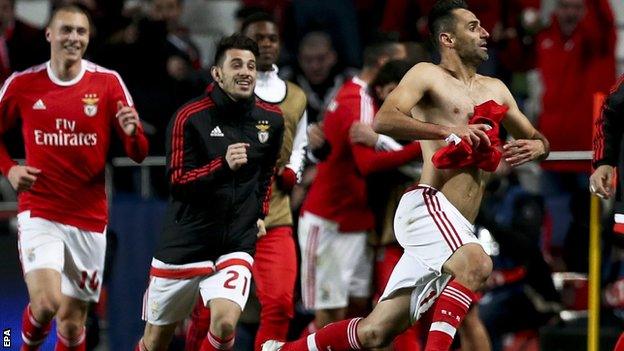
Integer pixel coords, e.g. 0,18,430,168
0,60,149,232
302,77,421,232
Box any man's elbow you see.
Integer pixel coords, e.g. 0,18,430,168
373,115,391,135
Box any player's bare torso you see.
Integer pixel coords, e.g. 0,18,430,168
414,64,506,223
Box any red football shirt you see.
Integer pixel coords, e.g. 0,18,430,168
302,77,422,232
0,60,149,232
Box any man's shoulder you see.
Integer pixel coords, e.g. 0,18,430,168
285,81,307,102
1,63,47,94
172,95,215,122
83,60,125,82
607,76,624,108
255,99,285,126
9,62,47,81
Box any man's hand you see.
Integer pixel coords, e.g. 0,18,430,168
7,165,41,192
117,101,140,136
225,143,249,170
590,165,615,199
307,122,326,150
447,124,491,148
257,218,267,238
349,122,378,147
502,139,546,167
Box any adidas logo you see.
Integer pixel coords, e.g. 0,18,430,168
32,99,46,110
210,126,224,137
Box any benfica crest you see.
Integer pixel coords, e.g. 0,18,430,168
256,120,270,143
82,94,99,117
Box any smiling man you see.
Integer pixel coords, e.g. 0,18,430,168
0,4,149,351
186,12,308,351
135,33,284,351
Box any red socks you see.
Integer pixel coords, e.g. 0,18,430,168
20,305,51,351
186,301,211,351
424,281,476,351
199,331,234,351
281,318,362,351
54,328,86,351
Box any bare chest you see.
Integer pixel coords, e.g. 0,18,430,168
416,77,500,125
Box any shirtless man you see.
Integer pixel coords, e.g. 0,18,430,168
262,1,549,350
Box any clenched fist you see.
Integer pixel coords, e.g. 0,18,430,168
225,143,250,170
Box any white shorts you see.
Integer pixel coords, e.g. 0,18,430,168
17,211,107,302
298,212,373,310
142,252,253,325
379,185,480,322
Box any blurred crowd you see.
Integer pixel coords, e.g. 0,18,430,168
2,0,624,350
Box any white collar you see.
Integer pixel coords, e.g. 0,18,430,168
255,64,287,103
352,75,368,88
46,59,86,86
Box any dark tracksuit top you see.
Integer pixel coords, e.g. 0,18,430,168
593,76,624,233
154,83,284,265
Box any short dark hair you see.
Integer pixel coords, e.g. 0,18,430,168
427,0,468,45
235,6,265,21
362,33,402,68
213,33,260,66
241,12,276,35
48,4,92,27
370,60,412,91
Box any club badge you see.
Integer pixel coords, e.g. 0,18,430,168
256,120,270,143
82,94,99,117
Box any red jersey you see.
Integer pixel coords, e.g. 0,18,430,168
536,0,616,172
302,77,422,232
0,60,149,232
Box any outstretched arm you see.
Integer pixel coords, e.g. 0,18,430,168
499,79,550,167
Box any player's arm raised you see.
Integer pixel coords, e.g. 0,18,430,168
498,79,550,167
374,63,490,146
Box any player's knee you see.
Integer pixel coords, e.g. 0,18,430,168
57,319,84,339
211,316,237,338
357,319,394,348
471,253,493,283
452,248,492,289
30,295,61,321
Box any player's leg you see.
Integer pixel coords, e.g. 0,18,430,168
386,186,491,351
267,288,413,351
22,270,61,350
346,239,373,319
138,264,205,351
52,221,107,351
198,252,254,351
140,323,178,351
19,212,66,350
201,298,241,350
375,244,422,351
55,295,89,350
253,226,297,351
185,297,211,351
423,243,492,351
458,305,491,351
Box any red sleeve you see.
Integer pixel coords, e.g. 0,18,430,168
351,141,422,176
0,74,20,175
108,73,149,162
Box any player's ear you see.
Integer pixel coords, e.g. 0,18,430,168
440,32,454,48
211,66,222,83
45,27,52,43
